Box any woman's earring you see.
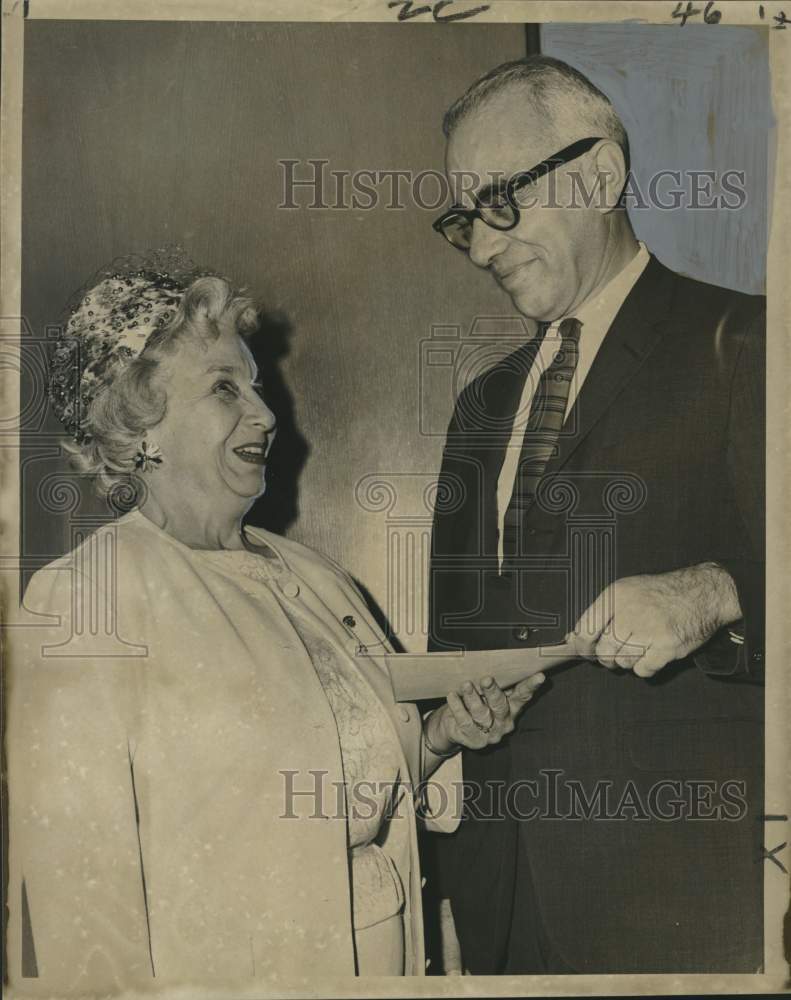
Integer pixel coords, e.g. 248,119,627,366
134,440,163,472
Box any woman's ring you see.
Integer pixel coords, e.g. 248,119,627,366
472,714,494,734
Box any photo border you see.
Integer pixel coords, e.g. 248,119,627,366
1,1,788,995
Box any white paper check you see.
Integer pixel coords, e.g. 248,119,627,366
383,641,581,702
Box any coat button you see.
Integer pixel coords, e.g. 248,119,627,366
398,706,410,723
513,626,531,642
342,615,356,628
279,579,300,598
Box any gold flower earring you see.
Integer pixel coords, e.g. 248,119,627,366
134,440,163,472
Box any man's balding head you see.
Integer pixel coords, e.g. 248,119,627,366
440,56,637,322
443,56,629,175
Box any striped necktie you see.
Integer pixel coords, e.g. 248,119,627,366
502,317,582,565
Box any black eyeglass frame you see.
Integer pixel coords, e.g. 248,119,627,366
432,136,605,249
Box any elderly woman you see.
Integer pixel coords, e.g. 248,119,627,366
6,257,546,995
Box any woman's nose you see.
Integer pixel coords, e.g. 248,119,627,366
248,393,277,433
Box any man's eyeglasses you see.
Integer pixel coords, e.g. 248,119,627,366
432,136,604,251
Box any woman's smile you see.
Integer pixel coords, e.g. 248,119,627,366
233,441,269,465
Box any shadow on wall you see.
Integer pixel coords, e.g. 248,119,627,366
244,309,402,652
247,310,309,537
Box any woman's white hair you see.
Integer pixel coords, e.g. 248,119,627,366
68,275,259,498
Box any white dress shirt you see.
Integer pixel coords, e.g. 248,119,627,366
496,242,651,569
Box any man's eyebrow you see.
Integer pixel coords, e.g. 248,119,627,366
476,182,496,204
473,178,509,205
446,186,493,212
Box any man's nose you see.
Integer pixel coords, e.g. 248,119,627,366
467,218,509,268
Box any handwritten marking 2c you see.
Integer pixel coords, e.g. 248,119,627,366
388,1,491,22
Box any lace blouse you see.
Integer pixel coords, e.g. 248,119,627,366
203,539,405,933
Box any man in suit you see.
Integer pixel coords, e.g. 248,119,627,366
427,56,764,974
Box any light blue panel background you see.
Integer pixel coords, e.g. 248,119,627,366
541,23,770,294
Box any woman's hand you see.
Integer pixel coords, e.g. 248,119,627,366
424,673,546,755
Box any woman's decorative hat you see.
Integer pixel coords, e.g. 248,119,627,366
48,247,211,443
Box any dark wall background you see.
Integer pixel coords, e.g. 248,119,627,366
21,21,767,650
21,20,526,646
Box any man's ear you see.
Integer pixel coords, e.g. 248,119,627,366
591,140,628,214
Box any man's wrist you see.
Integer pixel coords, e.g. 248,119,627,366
701,561,742,630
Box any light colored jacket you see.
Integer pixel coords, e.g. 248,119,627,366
6,511,460,996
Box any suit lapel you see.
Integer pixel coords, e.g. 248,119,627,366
543,255,678,478
473,327,547,465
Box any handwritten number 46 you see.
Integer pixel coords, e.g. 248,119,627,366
671,1,722,24
672,1,789,26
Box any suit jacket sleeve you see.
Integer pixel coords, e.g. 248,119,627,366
694,304,765,682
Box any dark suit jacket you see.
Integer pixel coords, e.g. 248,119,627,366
428,256,765,974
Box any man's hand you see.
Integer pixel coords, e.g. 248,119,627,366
569,562,742,678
